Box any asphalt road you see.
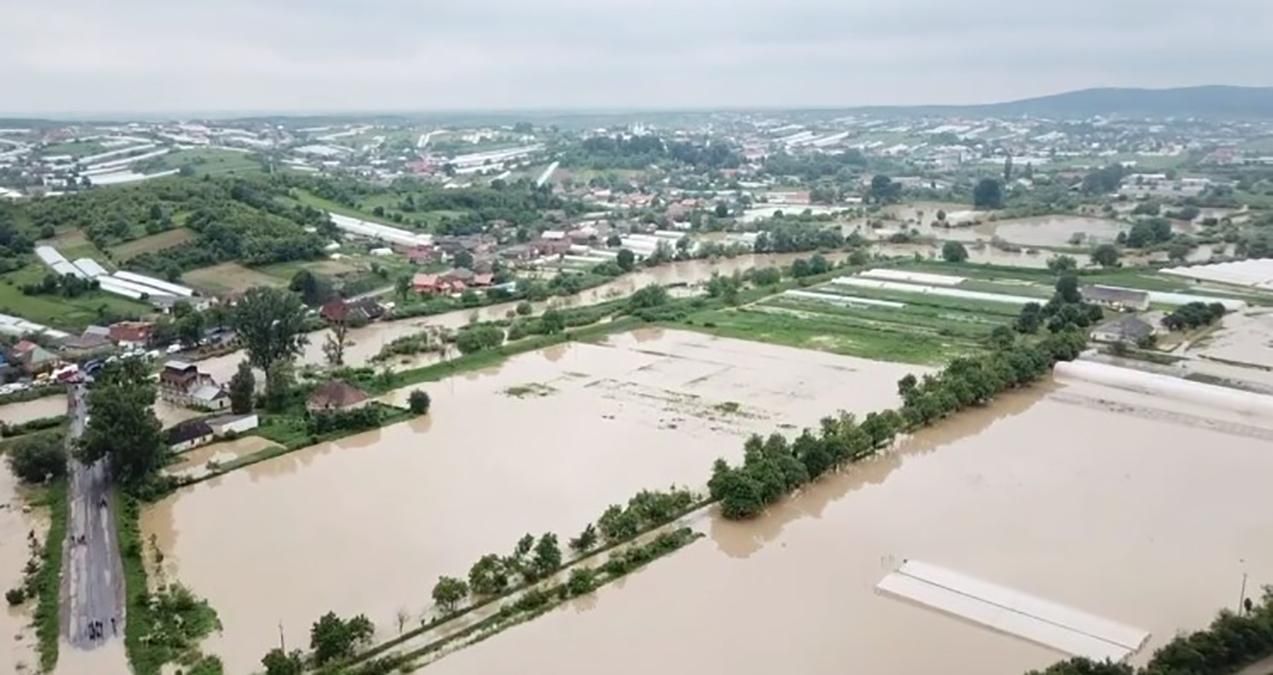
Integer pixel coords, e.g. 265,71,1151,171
59,383,127,651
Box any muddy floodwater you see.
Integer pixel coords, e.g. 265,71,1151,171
142,328,919,673
0,394,66,426
427,377,1273,675
0,467,46,674
196,252,850,383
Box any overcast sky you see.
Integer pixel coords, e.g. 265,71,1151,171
4,0,1270,115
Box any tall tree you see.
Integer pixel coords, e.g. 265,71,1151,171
78,359,166,487
228,360,255,414
973,178,1004,209
323,320,349,367
233,286,310,373
1003,156,1014,182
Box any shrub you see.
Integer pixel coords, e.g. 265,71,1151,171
408,390,431,415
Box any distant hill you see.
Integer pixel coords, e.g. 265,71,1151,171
890,86,1273,119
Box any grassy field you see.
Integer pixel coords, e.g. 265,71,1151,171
0,264,152,330
182,262,287,296
292,189,471,231
144,148,262,176
679,306,976,365
44,231,110,263
108,228,197,261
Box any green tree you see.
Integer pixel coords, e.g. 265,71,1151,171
468,554,509,596
7,434,66,483
228,361,255,414
394,275,411,300
408,390,431,414
973,178,1004,209
176,310,206,347
540,308,565,334
531,533,562,578
1091,244,1120,268
261,648,304,675
1046,255,1078,272
616,248,635,272
431,576,468,613
289,270,330,307
567,567,598,596
569,523,598,553
323,319,349,367
1055,274,1082,303
869,175,901,203
515,300,533,316
233,287,310,373
942,241,969,262
309,612,374,665
1015,302,1043,334
264,360,294,413
714,203,729,218
78,359,166,488
453,250,475,269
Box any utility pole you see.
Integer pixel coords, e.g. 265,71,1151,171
279,620,286,651
1238,572,1249,615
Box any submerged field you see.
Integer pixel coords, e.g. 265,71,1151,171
425,374,1273,675
140,329,920,673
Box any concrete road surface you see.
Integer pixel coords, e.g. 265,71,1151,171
59,383,127,658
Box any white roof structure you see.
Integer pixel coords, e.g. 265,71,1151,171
0,313,70,340
860,269,967,286
830,276,1037,306
1162,259,1273,290
877,560,1148,662
35,246,86,278
329,213,432,248
73,258,109,278
783,289,905,308
114,270,195,297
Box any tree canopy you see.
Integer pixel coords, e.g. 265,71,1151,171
232,286,310,372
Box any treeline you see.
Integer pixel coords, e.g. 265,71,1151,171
1161,301,1226,331
561,134,741,171
293,174,569,231
752,220,846,253
21,272,98,297
762,150,868,181
1027,590,1273,675
710,332,1088,519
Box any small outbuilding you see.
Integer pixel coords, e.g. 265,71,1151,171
166,419,215,452
306,379,369,413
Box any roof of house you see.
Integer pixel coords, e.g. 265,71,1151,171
191,384,227,403
1082,285,1149,305
1094,315,1154,340
320,298,349,322
205,412,258,428
163,360,196,372
166,419,213,445
307,379,368,409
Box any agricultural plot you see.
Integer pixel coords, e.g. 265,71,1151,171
108,227,197,261
143,148,262,176
182,262,288,296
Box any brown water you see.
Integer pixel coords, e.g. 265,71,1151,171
0,395,66,426
141,329,919,673
425,379,1273,675
165,436,282,482
196,252,849,383
0,467,47,674
981,215,1129,248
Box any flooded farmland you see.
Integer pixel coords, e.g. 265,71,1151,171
0,394,66,426
195,251,850,383
425,377,1273,675
0,466,46,674
141,328,919,673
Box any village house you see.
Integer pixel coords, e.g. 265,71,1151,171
1091,315,1155,345
406,244,439,265
1081,285,1150,312
166,419,215,452
306,379,369,413
10,340,59,375
159,360,230,410
57,327,115,360
320,297,386,325
108,321,155,347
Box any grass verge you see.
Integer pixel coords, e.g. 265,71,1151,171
34,480,68,672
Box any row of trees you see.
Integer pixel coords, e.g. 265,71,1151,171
710,331,1088,519
1027,590,1273,675
20,272,98,298
1015,275,1106,335
1161,301,1226,331
429,486,695,616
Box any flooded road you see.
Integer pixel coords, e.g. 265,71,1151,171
141,329,918,673
196,252,852,382
425,378,1273,675
0,464,47,673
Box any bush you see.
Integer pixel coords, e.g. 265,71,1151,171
6,587,25,605
7,434,67,484
408,390,431,415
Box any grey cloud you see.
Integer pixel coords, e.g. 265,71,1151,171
2,0,1270,114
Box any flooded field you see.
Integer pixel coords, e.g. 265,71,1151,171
166,435,282,482
141,329,918,673
0,467,46,674
982,215,1129,247
0,394,66,426
426,377,1273,675
195,252,850,382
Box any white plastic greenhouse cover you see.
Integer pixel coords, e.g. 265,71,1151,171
782,289,905,308
831,276,1036,305
860,268,966,286
877,560,1148,662
1054,360,1273,418
113,270,195,297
